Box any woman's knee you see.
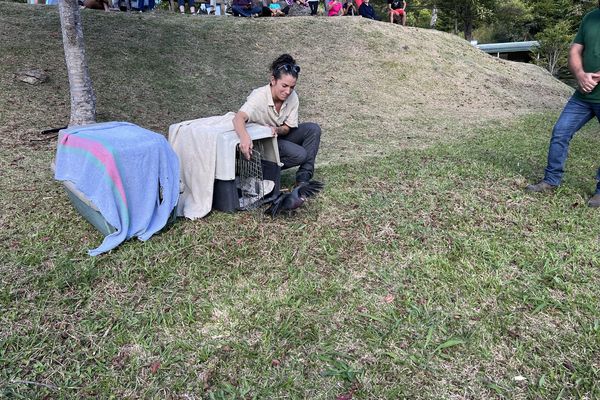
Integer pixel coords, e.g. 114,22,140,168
303,122,321,134
289,147,308,166
278,140,307,167
299,122,321,141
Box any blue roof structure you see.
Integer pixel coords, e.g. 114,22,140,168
476,41,540,54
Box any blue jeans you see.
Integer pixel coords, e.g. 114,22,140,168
231,4,262,15
544,96,600,194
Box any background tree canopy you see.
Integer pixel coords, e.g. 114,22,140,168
369,0,597,76
381,0,597,41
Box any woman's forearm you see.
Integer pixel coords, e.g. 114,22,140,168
276,124,291,136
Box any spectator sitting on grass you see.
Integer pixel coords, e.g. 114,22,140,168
135,0,155,11
358,0,379,20
328,0,342,15
232,0,262,16
260,0,288,15
269,0,285,15
388,0,406,25
288,0,311,16
178,0,195,13
343,0,356,15
82,0,110,11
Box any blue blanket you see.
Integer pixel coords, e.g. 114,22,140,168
54,121,180,256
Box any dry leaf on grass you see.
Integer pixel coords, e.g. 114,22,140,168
149,361,160,374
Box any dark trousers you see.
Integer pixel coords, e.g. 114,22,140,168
232,4,262,16
278,122,321,183
308,0,317,14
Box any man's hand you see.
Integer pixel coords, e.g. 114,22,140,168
568,44,598,93
577,72,598,94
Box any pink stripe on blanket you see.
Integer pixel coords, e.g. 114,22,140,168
60,133,127,204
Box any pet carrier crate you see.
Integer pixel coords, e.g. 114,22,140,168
213,125,281,212
55,174,177,236
53,123,178,237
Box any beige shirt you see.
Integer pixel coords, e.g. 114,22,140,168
239,84,299,128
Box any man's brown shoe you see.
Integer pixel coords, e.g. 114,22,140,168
525,180,557,193
588,193,600,208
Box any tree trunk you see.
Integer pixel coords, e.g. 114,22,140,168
58,0,96,127
463,18,473,41
462,3,473,41
430,6,437,28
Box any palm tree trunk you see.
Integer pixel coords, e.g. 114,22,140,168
58,0,96,126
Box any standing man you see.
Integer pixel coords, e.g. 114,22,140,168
526,8,600,207
388,0,406,25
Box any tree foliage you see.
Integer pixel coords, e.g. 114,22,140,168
535,20,573,77
527,0,573,35
434,0,495,40
402,0,598,76
406,0,596,46
475,0,534,42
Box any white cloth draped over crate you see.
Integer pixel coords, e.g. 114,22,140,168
168,112,235,220
169,113,279,219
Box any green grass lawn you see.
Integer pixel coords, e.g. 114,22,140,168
1,2,596,398
3,112,600,399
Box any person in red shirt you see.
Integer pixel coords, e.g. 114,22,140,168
388,0,406,25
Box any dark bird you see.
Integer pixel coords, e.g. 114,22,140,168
265,180,324,217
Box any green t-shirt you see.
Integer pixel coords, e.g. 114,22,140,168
573,8,600,102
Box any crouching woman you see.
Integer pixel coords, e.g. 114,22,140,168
233,54,321,185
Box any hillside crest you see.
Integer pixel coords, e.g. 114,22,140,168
0,2,571,161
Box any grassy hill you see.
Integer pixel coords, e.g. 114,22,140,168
0,2,570,159
3,2,600,399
